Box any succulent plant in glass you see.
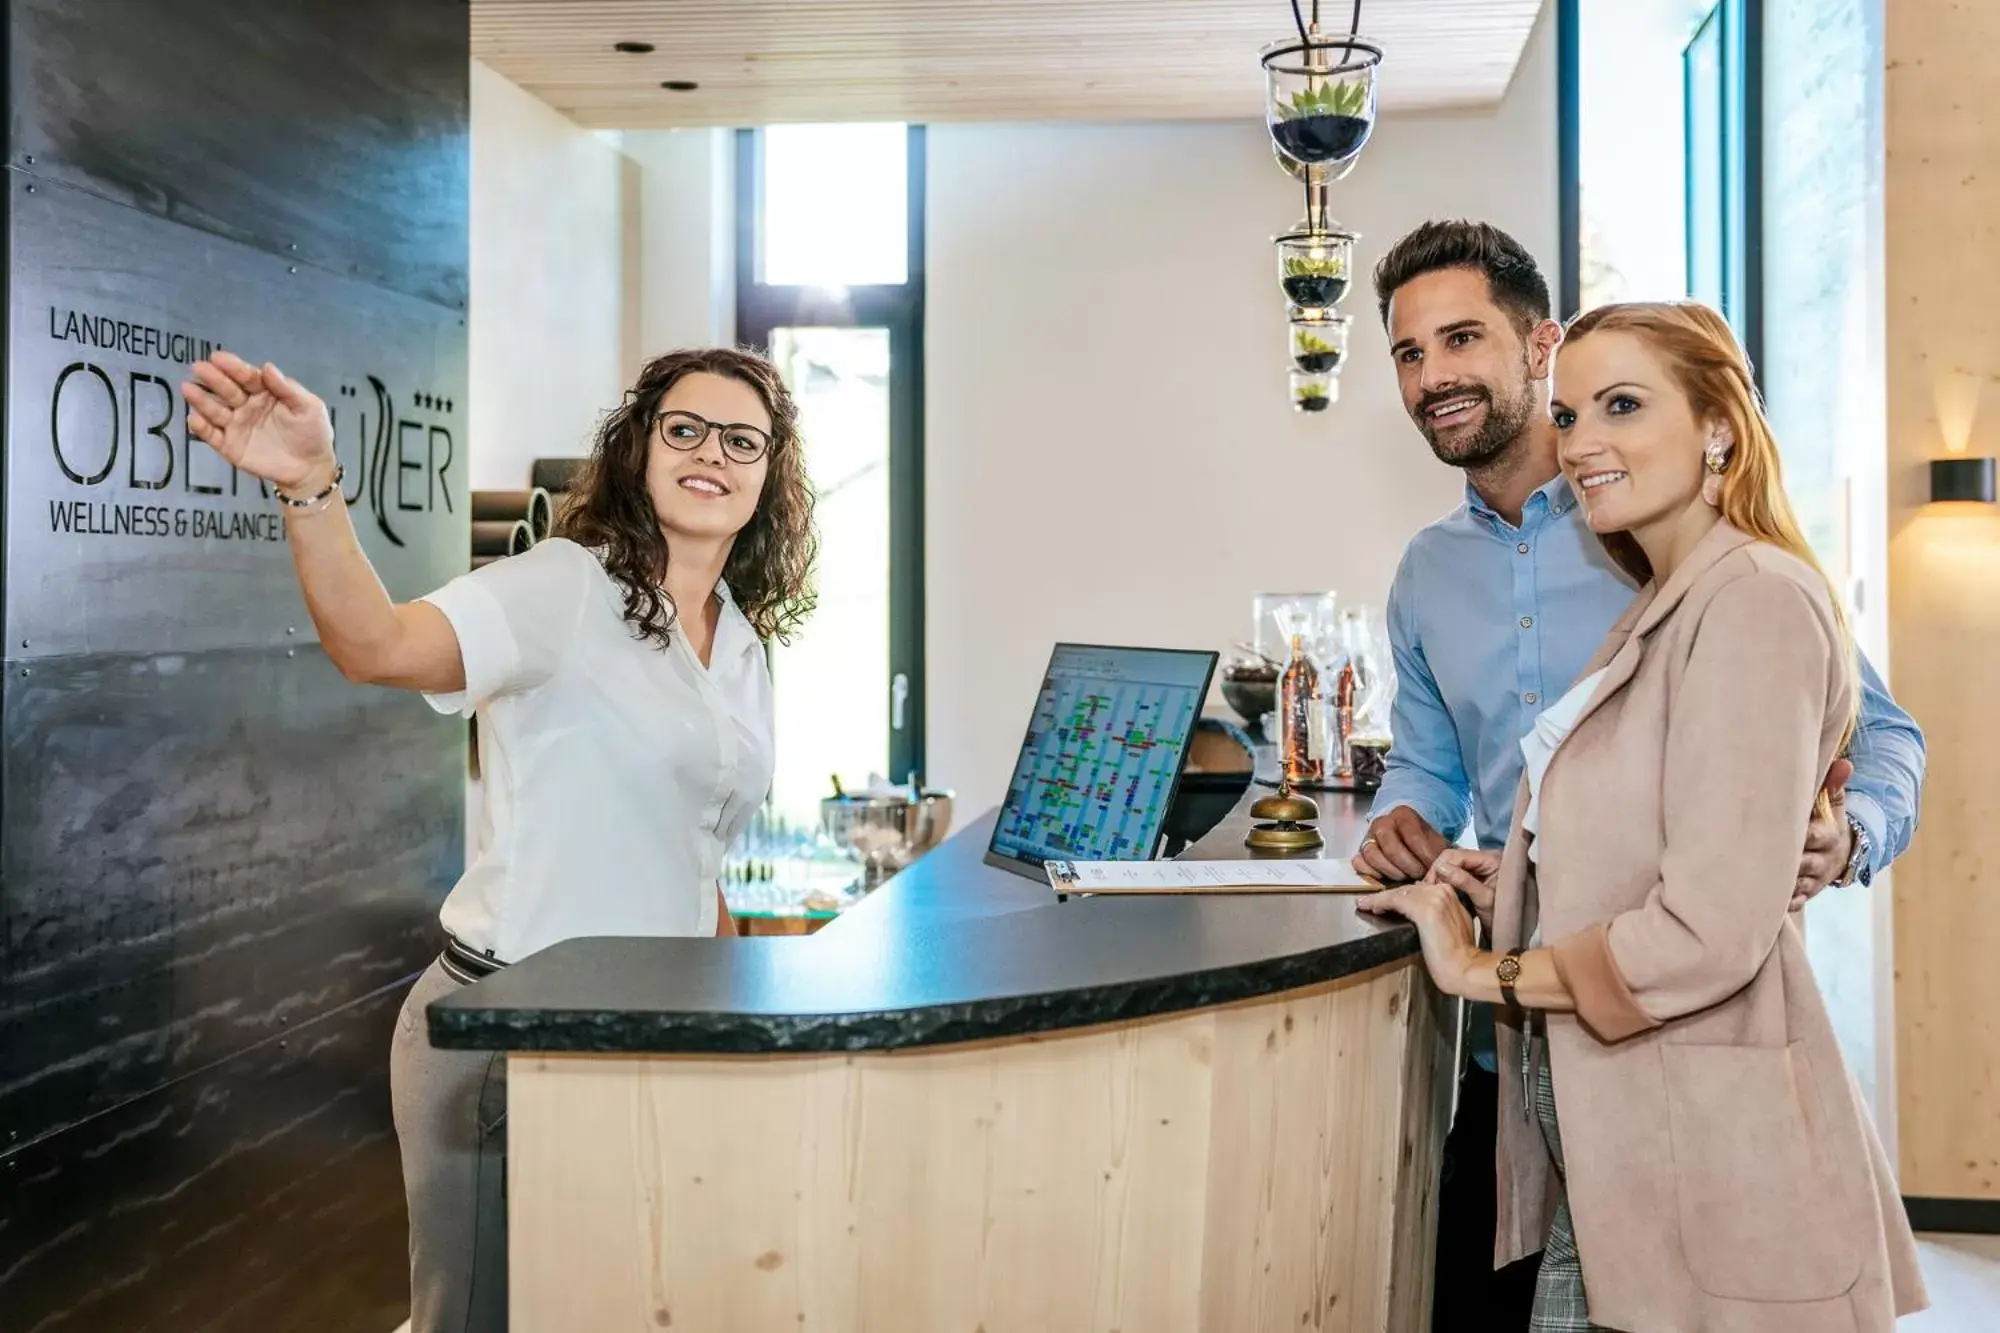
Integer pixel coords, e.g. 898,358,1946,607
1289,312,1352,375
1276,231,1355,309
1260,36,1382,169
1291,368,1337,413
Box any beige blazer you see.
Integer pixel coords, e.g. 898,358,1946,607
1489,522,1926,1333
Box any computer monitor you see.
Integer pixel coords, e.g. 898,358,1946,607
984,643,1219,880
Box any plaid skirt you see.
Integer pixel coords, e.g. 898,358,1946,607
1525,1036,1613,1333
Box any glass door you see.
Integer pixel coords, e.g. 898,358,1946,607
760,326,893,817
737,125,926,825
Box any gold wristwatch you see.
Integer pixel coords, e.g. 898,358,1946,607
1496,947,1525,1010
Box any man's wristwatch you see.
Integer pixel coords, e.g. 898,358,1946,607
1834,813,1873,888
1495,947,1525,1010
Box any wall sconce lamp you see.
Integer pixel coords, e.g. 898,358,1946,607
1930,456,1997,504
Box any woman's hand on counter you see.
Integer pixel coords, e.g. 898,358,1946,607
1356,880,1481,995
1359,882,1582,1013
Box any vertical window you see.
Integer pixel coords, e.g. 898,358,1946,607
1563,0,1760,362
1683,0,1759,344
737,125,926,823
1759,0,1884,1117
759,124,910,287
1684,9,1728,309
1761,0,1873,574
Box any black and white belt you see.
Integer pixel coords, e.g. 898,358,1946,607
440,934,507,985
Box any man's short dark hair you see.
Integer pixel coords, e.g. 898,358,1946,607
1371,220,1552,334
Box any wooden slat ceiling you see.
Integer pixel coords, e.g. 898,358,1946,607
469,1,1548,128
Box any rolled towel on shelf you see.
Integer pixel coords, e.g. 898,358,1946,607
470,518,534,559
469,486,554,539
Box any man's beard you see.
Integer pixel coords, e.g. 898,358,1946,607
1414,380,1535,472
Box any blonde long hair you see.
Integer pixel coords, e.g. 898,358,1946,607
1562,301,1859,750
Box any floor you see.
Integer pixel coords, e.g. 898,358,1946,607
1906,1233,2000,1330
384,1234,1998,1330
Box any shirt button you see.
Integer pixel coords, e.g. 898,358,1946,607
1517,543,1530,554
1521,616,1534,629
1524,692,1539,704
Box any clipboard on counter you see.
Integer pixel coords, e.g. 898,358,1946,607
1043,858,1380,899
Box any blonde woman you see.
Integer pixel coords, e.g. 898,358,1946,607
1360,303,1926,1332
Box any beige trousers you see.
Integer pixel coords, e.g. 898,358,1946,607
390,959,508,1333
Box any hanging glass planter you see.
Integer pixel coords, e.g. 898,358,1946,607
1275,229,1356,310
1270,137,1359,186
1291,368,1337,413
1288,310,1351,375
1260,36,1383,169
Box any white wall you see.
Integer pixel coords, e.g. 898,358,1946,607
622,128,737,357
469,60,632,490
467,61,645,864
470,89,737,493
923,12,1559,814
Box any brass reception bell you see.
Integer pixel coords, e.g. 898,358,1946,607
1245,779,1324,852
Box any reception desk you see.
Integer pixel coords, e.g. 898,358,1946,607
430,789,1455,1332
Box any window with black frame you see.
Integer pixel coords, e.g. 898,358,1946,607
1560,0,1759,364
734,124,927,825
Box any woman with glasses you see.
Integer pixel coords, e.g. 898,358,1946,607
180,346,816,1333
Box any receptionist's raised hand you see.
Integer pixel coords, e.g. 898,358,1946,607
182,351,336,495
1353,804,1449,884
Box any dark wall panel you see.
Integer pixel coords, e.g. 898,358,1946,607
0,1,470,1327
0,647,458,1148
0,986,411,1333
10,0,470,310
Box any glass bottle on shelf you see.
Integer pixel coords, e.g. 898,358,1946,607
1333,657,1357,779
1359,607,1403,732
1335,605,1395,788
1253,591,1336,668
1277,618,1325,785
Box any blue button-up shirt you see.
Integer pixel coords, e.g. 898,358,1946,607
1374,477,1927,1068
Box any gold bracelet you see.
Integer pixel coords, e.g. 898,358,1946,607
273,462,345,514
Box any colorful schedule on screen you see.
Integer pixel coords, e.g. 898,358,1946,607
986,644,1217,874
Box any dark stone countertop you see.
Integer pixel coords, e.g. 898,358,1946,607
427,783,1413,1055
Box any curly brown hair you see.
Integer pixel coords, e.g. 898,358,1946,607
559,347,818,647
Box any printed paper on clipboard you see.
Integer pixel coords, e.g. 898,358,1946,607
1042,858,1380,896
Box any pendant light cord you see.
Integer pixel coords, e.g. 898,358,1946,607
1287,0,1310,222
1292,0,1361,48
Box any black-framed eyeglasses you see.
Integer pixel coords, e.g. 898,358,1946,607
652,409,773,465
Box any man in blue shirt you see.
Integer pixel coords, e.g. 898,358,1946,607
1350,221,1927,1329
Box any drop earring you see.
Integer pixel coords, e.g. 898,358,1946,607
1702,435,1734,506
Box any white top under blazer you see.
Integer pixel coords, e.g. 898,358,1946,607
1521,666,1611,866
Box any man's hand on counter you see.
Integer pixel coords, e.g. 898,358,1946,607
1352,806,1449,884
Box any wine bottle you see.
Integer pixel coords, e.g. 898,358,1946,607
1334,659,1357,779
1280,631,1325,784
